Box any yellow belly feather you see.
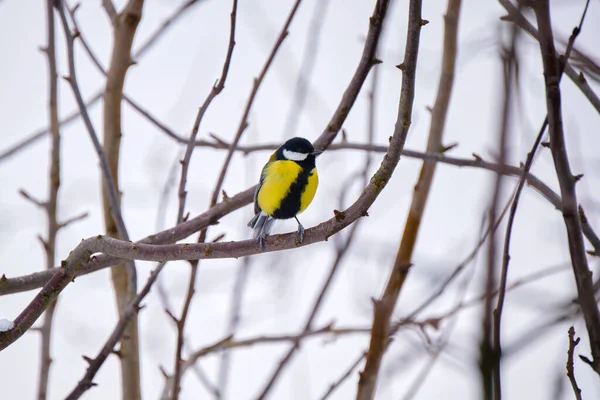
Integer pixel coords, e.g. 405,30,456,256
257,160,318,216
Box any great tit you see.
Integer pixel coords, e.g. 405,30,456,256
248,137,323,248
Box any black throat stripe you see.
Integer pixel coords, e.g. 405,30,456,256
272,168,313,220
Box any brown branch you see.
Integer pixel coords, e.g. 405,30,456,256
493,2,591,397
357,0,443,397
498,0,600,115
532,0,600,375
567,326,583,400
101,0,144,398
36,3,61,399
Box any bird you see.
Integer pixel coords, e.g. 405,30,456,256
248,137,322,248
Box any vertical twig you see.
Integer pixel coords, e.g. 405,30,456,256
532,0,600,375
480,18,518,400
357,0,453,397
567,326,582,400
170,1,238,398
37,2,61,399
101,1,145,398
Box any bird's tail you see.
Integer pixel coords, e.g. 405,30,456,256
247,212,275,240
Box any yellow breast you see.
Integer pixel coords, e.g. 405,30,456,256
257,160,318,217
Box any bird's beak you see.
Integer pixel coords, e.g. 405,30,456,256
312,149,323,157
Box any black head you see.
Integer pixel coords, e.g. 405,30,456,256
275,137,322,167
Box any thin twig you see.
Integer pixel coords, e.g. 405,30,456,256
483,8,519,400
532,0,600,375
493,2,591,396
36,3,61,399
567,326,583,400
169,1,238,398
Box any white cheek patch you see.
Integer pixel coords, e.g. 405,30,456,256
283,149,308,161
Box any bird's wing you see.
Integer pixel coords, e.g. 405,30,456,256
254,152,277,215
